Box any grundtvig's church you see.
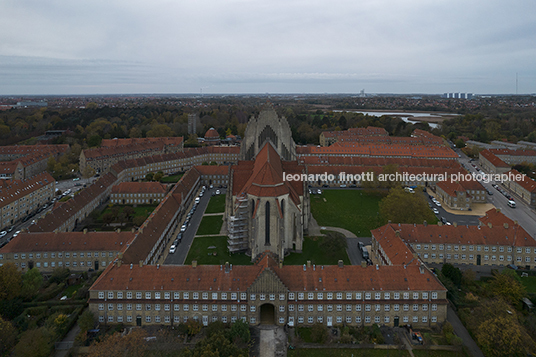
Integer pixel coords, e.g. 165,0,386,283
225,105,310,261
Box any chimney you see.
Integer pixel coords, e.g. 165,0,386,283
130,263,133,270
361,261,367,268
83,228,88,234
419,265,424,274
303,264,306,271
376,264,379,270
504,223,509,229
192,260,197,268
338,260,344,268
131,228,136,233
488,222,492,228
139,260,143,267
118,253,123,259
157,264,160,269
117,260,121,267
307,260,312,268
116,228,121,233
453,222,457,227
395,230,400,237
225,262,230,273
423,220,427,227
279,262,283,268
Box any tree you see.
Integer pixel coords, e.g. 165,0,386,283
228,319,250,344
145,172,154,181
185,134,200,147
379,164,401,188
186,318,202,336
88,329,147,357
133,215,146,227
182,331,248,357
21,268,43,299
146,123,172,137
123,206,135,221
49,267,71,285
153,171,164,181
0,316,17,355
441,263,462,287
0,263,22,301
129,127,142,138
14,327,53,357
379,187,435,224
488,269,526,305
102,212,115,226
82,165,96,180
87,134,102,147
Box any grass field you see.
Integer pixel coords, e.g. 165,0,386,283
288,349,410,357
160,173,184,183
521,275,536,293
205,194,226,214
99,205,157,221
311,189,386,237
284,235,351,266
196,215,224,235
184,236,252,265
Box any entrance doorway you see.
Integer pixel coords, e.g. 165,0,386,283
136,316,142,326
476,255,481,266
394,316,399,327
260,304,275,325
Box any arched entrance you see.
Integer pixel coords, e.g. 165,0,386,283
260,303,275,325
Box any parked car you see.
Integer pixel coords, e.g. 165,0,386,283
433,208,439,215
180,224,187,232
0,231,6,237
169,246,176,254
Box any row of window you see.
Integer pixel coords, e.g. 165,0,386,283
422,253,535,263
17,261,109,269
98,291,439,301
4,251,114,260
415,244,536,255
99,303,438,313
98,314,439,325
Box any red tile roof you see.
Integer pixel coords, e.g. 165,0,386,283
90,253,445,293
0,231,134,254
479,208,515,228
0,172,54,207
507,169,536,193
436,179,484,198
111,182,167,195
480,150,509,168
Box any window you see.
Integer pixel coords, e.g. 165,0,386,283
337,305,343,312
413,293,419,299
308,292,314,300
155,292,161,299
280,305,285,312
431,292,438,299
136,292,142,299
403,304,409,311
336,292,343,300
288,293,295,300
98,304,104,311
403,292,409,299
193,304,199,311
212,292,218,300
212,305,217,312
422,292,428,300
365,293,371,300
221,293,227,300
413,304,419,311
136,304,142,311
145,292,151,299
375,292,381,300
241,293,247,300
385,304,390,312
298,316,304,324
308,305,313,312
356,304,362,312
365,304,371,312
146,304,151,311
108,292,114,299
202,292,208,299
127,303,132,310
184,304,189,311
346,304,352,311
356,316,362,323
374,316,380,323
346,293,352,300
193,292,199,299
269,294,275,301
327,293,333,300
250,305,256,312
317,292,323,300
384,292,390,300
375,304,381,312
365,316,371,323
308,316,314,324
99,292,105,299
117,303,123,311
356,292,362,300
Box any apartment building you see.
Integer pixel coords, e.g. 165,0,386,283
111,182,168,205
0,172,55,230
372,213,536,270
88,255,447,328
435,179,487,210
503,169,536,207
0,231,134,272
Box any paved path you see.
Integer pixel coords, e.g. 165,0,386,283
447,305,484,357
397,329,415,357
54,324,80,357
258,325,287,357
322,226,357,238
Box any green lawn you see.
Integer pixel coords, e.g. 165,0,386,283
99,205,157,221
62,283,84,298
284,235,351,266
311,190,386,237
196,215,224,235
288,349,410,357
205,194,226,214
521,276,536,293
184,236,252,265
160,173,184,183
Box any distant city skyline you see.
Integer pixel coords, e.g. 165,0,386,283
1,0,535,95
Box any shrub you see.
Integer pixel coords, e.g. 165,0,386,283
310,323,329,344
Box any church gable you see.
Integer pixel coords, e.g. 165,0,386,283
247,268,289,294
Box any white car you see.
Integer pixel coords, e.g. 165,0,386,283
169,245,176,254
432,208,439,215
216,189,221,195
435,201,442,207
180,224,187,232
0,231,6,237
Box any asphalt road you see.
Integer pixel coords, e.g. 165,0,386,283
457,149,536,236
346,237,372,266
426,194,481,226
164,187,226,265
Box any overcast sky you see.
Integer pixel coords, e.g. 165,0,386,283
1,0,535,95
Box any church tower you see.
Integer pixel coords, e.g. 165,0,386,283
240,104,296,161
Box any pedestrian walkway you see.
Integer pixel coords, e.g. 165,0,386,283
447,306,484,357
54,324,80,357
322,226,357,238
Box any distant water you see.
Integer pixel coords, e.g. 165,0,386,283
334,110,459,129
